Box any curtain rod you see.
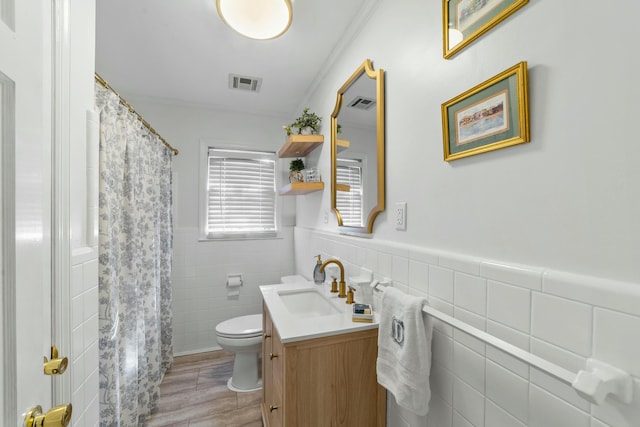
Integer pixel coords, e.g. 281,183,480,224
94,73,179,156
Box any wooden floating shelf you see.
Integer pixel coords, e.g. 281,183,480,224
337,138,350,153
279,181,324,195
336,184,351,192
278,134,324,158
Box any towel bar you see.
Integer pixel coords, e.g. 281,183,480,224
372,282,633,405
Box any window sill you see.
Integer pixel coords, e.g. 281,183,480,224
198,233,283,242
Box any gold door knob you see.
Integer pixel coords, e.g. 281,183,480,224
269,404,279,412
24,403,72,427
264,333,271,339
269,353,278,360
43,346,68,375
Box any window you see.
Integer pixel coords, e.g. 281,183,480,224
205,147,277,239
336,159,363,227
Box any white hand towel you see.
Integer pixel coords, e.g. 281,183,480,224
376,286,433,416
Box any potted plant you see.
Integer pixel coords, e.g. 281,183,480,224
289,158,305,183
284,108,322,135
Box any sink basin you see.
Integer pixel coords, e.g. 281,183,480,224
277,288,341,318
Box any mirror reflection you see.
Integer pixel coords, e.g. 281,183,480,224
331,59,384,234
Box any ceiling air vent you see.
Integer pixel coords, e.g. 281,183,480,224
228,74,262,92
347,96,376,110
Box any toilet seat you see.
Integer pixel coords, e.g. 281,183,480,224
215,314,262,339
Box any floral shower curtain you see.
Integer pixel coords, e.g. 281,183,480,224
95,83,173,426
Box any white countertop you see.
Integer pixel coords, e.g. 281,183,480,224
260,281,379,343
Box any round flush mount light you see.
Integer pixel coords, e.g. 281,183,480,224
216,0,293,40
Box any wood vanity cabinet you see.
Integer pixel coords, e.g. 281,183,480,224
261,304,386,427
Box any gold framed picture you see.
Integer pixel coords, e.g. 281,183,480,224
441,61,529,162
443,0,528,59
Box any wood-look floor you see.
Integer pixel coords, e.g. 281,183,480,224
146,350,263,427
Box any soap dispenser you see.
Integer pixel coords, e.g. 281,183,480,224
313,255,326,284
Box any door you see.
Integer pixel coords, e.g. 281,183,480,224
1,1,57,425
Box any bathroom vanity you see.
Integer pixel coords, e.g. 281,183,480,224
260,283,386,427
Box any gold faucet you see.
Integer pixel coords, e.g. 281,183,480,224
320,259,347,298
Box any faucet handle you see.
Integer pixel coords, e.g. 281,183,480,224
346,286,356,304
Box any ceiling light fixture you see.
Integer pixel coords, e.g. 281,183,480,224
216,0,293,40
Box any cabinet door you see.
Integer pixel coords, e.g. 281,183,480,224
269,327,284,427
262,308,283,427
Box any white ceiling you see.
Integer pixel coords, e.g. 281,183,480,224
95,0,375,118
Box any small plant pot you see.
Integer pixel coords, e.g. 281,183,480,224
289,170,304,183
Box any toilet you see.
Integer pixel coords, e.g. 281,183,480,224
215,314,263,392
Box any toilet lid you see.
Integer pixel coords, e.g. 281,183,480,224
216,314,262,338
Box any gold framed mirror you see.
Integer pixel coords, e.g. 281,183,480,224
331,59,385,234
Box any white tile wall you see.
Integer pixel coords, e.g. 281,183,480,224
486,360,529,423
294,226,640,427
453,377,485,427
430,266,455,303
593,309,640,377
71,251,99,427
427,394,453,427
453,342,485,393
454,273,487,317
486,321,530,379
453,411,475,427
591,379,640,427
409,259,430,295
487,280,531,334
485,398,526,427
431,363,454,405
171,226,295,354
529,385,590,427
531,293,592,357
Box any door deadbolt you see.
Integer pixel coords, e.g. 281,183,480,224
43,345,68,375
24,403,72,427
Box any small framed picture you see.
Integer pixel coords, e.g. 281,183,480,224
443,0,528,59
441,61,529,162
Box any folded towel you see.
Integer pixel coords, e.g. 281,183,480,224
377,286,433,416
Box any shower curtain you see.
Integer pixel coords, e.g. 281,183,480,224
95,83,174,426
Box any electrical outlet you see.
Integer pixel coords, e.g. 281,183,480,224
395,202,407,231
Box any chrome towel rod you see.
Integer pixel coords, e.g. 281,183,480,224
372,282,633,406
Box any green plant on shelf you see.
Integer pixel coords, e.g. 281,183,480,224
284,108,322,135
289,158,305,171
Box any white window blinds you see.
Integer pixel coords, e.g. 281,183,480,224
206,148,277,238
336,161,363,227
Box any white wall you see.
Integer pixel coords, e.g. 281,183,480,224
291,1,640,426
68,1,99,426
101,0,640,424
295,227,640,427
297,0,640,285
124,98,297,354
